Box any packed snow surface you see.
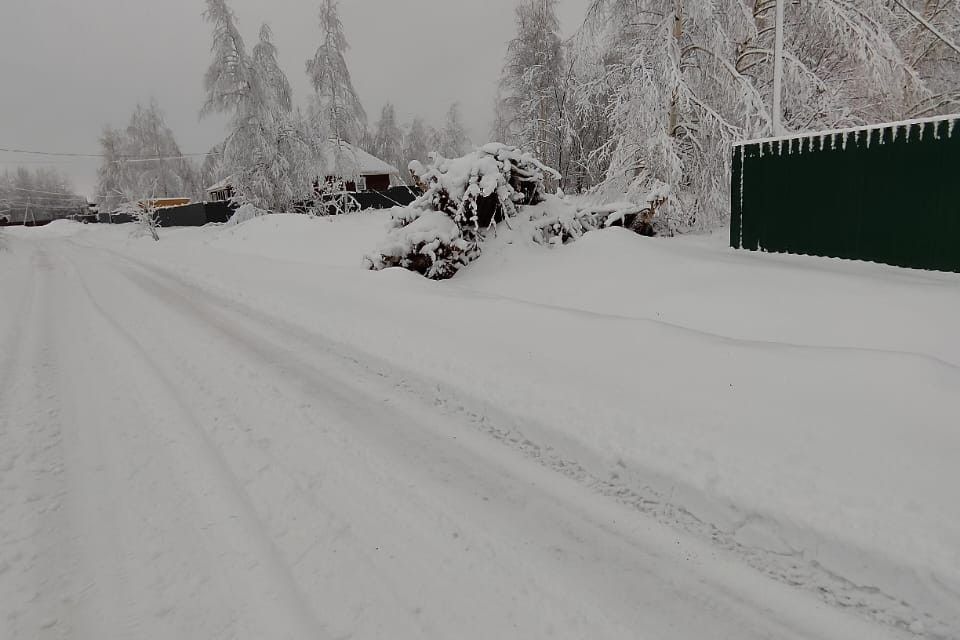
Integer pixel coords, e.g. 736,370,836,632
1,211,957,639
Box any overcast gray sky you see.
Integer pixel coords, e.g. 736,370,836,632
0,0,592,197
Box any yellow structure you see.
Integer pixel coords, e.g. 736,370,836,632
139,198,191,210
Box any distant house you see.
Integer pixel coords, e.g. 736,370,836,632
206,142,400,202
206,176,235,203
203,142,419,214
316,139,400,193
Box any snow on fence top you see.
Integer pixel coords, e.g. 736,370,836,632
733,112,960,152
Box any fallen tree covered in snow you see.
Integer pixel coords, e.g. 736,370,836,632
364,144,560,279
364,144,673,279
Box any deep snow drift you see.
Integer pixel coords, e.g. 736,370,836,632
2,214,958,638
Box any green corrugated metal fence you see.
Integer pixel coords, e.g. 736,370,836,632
730,114,960,273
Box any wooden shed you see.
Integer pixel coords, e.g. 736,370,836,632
316,140,400,193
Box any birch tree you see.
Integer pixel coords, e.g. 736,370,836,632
402,117,430,181
249,24,315,210
306,0,367,146
497,0,567,178
440,103,470,158
371,103,404,180
576,0,768,230
96,126,127,212
95,101,201,211
202,0,314,211
568,0,960,231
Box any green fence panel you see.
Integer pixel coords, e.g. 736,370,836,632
730,114,960,273
730,146,743,249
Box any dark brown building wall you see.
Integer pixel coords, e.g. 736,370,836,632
366,174,390,192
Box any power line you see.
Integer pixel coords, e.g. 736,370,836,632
0,147,102,158
0,158,90,165
9,186,87,197
0,201,89,211
0,146,213,160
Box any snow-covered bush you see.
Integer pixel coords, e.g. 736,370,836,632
312,177,360,216
365,144,559,279
117,201,160,241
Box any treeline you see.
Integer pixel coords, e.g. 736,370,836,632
96,0,469,214
492,0,960,231
93,0,960,232
0,167,85,223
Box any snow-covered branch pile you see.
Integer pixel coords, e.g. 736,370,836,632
525,196,603,246
365,144,559,279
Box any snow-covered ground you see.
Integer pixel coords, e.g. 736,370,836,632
1,214,957,639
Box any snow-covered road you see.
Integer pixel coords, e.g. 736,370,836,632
0,234,916,639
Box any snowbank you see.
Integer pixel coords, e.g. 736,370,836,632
225,203,267,227
212,211,393,268
2,219,86,239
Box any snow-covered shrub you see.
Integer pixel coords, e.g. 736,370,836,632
365,144,559,279
117,201,160,241
312,177,360,216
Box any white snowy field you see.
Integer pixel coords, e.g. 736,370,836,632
0,214,958,639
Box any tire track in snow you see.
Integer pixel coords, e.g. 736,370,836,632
0,244,82,639
52,246,328,640
0,242,39,401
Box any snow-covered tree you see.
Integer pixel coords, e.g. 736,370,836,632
95,100,201,212
576,1,768,230
126,100,201,197
440,103,470,158
427,124,444,156
202,0,314,211
249,24,315,210
199,142,225,196
0,167,84,223
892,0,960,117
306,0,367,145
497,0,567,179
366,144,559,279
567,0,960,232
402,117,431,183
561,34,615,192
371,103,404,183
95,126,127,213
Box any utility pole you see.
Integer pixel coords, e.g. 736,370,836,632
772,0,785,135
